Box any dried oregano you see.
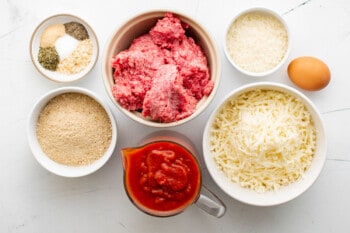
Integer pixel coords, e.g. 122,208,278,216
38,46,59,71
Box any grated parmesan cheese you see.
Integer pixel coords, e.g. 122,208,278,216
226,11,288,73
209,89,316,192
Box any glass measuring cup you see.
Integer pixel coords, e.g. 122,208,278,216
121,130,226,218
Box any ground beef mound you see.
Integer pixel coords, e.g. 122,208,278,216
111,12,213,123
143,64,197,122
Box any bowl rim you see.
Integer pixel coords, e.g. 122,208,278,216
202,81,327,206
224,7,291,77
29,13,99,83
101,9,221,128
27,86,117,177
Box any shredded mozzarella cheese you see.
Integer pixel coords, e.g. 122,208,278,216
210,89,316,192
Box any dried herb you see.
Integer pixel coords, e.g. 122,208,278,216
38,46,59,71
64,22,89,40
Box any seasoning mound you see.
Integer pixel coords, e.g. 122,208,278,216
38,47,59,71
37,21,92,75
36,93,112,166
40,24,65,47
64,22,89,40
111,12,213,123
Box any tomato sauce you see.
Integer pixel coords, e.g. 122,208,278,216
122,141,201,216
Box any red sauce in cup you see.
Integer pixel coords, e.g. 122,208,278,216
122,141,201,216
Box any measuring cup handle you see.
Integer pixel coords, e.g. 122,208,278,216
195,185,226,218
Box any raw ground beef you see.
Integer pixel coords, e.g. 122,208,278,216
142,64,197,122
149,12,187,49
112,35,165,111
111,12,214,122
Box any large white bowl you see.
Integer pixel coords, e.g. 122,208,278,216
203,82,326,206
27,87,117,177
102,10,221,127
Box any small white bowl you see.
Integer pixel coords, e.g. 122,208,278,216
27,87,117,177
203,82,326,206
102,10,221,127
224,7,291,77
30,14,99,83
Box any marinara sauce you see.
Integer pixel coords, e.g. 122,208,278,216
122,140,202,217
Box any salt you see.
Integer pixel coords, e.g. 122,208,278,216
55,34,79,59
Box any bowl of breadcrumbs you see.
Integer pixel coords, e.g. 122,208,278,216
27,87,117,177
30,14,99,83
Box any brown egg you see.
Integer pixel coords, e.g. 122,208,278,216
287,56,331,91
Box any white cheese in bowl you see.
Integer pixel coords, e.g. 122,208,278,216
226,11,288,73
209,89,316,193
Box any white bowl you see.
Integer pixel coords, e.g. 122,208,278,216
203,82,326,206
102,10,221,127
224,7,291,77
27,87,117,177
30,14,99,83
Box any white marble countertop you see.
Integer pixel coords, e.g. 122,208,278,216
1,0,350,232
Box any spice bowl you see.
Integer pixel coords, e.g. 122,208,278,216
202,82,326,206
27,87,117,177
30,14,99,83
102,10,221,127
224,7,291,77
